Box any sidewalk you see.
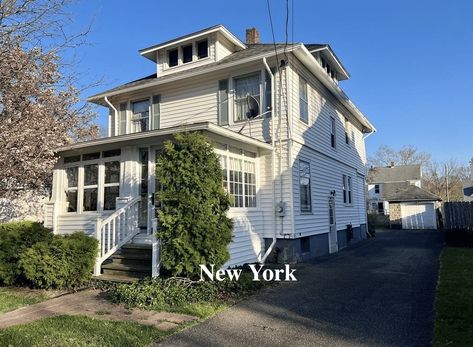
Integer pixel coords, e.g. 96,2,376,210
0,289,195,330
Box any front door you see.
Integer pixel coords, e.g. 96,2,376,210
328,196,338,253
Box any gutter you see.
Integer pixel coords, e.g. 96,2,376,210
104,96,118,137
261,57,276,264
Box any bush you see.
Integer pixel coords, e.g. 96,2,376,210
0,221,53,285
109,270,264,310
18,232,98,289
156,132,233,277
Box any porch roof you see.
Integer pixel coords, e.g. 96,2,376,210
56,122,273,155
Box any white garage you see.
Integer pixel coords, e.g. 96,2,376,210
400,202,437,230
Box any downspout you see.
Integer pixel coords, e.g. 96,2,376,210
261,57,276,263
104,96,118,136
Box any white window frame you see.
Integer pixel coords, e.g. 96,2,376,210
233,72,261,123
299,76,309,124
343,174,353,206
299,160,312,212
216,146,259,210
63,151,122,214
344,117,350,145
330,116,337,149
131,99,150,133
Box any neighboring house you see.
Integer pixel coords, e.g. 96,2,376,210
44,25,375,280
463,158,473,202
367,164,441,229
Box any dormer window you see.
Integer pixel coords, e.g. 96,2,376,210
197,39,208,59
168,49,178,67
182,44,193,63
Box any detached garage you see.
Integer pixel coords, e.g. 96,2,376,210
383,182,441,230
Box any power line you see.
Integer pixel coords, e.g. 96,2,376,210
266,0,280,72
283,0,289,63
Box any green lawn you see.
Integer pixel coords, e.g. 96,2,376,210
434,247,473,347
0,287,47,313
0,315,170,347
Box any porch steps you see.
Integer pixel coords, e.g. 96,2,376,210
97,243,152,282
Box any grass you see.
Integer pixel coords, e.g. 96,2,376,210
0,287,48,313
434,247,473,347
0,315,170,347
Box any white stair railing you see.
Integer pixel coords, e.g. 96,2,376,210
93,197,141,276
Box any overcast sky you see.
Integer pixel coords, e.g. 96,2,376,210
68,0,473,164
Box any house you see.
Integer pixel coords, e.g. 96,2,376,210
44,25,375,280
367,164,441,229
463,159,473,202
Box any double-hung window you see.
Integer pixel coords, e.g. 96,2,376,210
343,175,353,205
104,161,120,210
299,160,312,212
131,100,150,133
65,167,78,212
299,77,308,123
218,147,257,208
344,117,350,144
234,73,260,122
330,116,336,148
83,163,98,211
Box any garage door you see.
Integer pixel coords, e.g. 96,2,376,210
400,203,437,230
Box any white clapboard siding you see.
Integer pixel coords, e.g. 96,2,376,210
292,142,364,236
56,214,98,235
288,59,367,175
224,212,264,267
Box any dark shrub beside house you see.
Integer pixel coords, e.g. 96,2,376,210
19,232,98,289
0,221,53,285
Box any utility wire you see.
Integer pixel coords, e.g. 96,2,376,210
283,0,289,63
266,0,280,72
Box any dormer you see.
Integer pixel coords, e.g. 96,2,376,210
139,25,246,77
305,44,350,84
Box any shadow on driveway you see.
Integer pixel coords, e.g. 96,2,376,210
157,230,444,347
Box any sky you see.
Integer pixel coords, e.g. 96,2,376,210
66,0,473,164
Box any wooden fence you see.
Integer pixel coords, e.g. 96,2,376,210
443,202,473,231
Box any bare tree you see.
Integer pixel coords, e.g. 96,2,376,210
368,145,431,168
0,0,98,198
423,159,468,202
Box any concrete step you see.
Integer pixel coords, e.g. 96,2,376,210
103,257,150,267
111,251,152,261
122,243,152,250
94,274,143,283
102,262,150,273
102,268,150,278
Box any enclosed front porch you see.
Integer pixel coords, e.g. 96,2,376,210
44,122,273,281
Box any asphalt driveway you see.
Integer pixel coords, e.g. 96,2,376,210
158,230,443,347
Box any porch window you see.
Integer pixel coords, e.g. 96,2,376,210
131,100,150,132
299,160,312,212
65,167,78,212
218,147,257,208
63,150,121,213
104,161,120,210
234,73,261,122
83,164,98,211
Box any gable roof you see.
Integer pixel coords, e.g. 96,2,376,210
368,165,421,183
382,182,441,202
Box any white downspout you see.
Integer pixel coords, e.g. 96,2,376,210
261,57,276,263
104,96,118,136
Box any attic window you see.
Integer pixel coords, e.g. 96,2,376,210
197,39,208,59
182,44,193,63
168,49,178,67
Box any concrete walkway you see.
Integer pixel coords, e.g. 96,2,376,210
0,289,195,330
158,230,443,347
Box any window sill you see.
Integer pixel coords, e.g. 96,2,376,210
300,211,313,215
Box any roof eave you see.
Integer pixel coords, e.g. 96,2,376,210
294,46,375,133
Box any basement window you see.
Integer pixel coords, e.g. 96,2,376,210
301,237,311,253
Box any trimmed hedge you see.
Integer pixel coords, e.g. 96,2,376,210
19,232,98,289
0,221,98,289
0,221,53,285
